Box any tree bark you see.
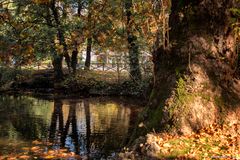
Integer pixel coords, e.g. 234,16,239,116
46,8,64,80
70,0,82,74
147,0,238,134
84,0,93,71
77,0,82,16
84,37,92,70
71,50,78,74
52,53,64,80
125,0,142,81
50,0,71,73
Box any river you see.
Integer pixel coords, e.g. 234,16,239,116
0,95,143,159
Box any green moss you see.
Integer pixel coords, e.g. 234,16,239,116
133,76,198,134
214,96,226,110
144,77,195,132
149,88,157,102
147,107,164,130
202,82,210,90
214,96,227,124
199,93,211,102
157,139,193,159
176,77,188,103
168,77,195,129
173,77,193,109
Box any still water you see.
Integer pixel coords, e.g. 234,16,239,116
0,96,142,159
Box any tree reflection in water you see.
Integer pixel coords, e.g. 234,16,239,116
48,98,134,158
84,100,91,157
0,96,141,159
48,99,64,149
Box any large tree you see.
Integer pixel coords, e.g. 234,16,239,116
137,0,240,136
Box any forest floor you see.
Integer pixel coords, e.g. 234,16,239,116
119,122,240,160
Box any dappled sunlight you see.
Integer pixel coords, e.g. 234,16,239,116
119,123,240,159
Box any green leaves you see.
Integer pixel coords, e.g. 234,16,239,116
230,8,240,17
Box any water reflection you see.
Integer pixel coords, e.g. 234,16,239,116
48,99,133,158
0,96,141,159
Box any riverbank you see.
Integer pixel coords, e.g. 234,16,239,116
0,67,152,99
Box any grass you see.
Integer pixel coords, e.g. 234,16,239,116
74,70,130,84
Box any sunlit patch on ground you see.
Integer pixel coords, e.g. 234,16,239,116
119,122,240,159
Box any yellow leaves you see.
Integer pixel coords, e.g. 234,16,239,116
97,33,107,43
2,139,82,160
199,137,206,143
56,45,64,54
32,140,42,145
31,146,40,151
211,146,219,152
18,155,30,159
32,0,50,4
162,143,172,148
26,45,34,55
21,147,30,151
43,155,55,159
84,30,91,38
138,122,240,159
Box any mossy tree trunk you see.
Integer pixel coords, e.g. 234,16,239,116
125,0,142,81
146,0,238,133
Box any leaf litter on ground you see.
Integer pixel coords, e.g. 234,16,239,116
119,122,239,160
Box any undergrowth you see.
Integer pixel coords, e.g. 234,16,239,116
0,67,32,87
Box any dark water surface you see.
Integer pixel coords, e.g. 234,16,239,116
0,95,142,159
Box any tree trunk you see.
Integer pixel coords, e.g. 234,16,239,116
84,37,92,70
84,0,93,71
52,54,64,80
46,7,64,80
50,37,64,80
77,0,82,16
145,0,239,134
70,0,82,74
71,50,78,74
125,0,142,81
50,0,71,73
